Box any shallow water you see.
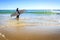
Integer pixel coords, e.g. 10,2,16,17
0,13,60,40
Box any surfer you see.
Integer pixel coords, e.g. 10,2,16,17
16,8,20,18
11,8,25,19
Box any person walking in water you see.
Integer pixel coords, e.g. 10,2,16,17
16,8,20,18
11,8,25,19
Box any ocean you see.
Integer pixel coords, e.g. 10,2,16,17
0,10,52,14
0,10,60,40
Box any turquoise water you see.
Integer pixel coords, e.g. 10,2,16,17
0,10,52,14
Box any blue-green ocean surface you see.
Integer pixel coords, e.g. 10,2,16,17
0,10,54,14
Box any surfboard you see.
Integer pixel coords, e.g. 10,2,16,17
11,10,25,17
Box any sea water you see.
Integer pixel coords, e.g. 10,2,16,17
0,10,60,40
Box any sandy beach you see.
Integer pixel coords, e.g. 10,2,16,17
0,14,60,40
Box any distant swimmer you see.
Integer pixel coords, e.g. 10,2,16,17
11,8,25,19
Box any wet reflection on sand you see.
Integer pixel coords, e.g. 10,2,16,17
0,14,60,40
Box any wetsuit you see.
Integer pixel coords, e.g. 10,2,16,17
16,8,20,18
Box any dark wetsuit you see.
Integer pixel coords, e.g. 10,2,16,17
16,8,20,18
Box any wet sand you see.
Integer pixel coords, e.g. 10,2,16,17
0,14,60,40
